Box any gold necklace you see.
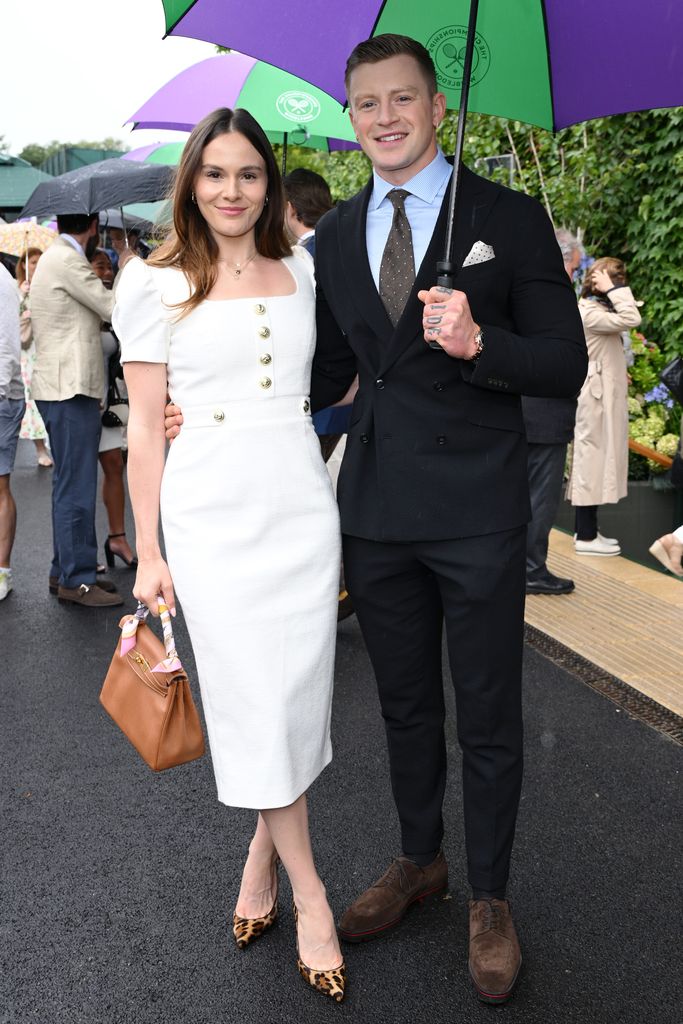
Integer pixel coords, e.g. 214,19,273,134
217,251,258,280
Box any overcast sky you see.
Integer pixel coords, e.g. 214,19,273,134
4,1,217,156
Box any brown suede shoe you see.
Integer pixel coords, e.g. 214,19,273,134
57,583,124,607
468,898,521,1004
50,576,118,595
338,852,448,942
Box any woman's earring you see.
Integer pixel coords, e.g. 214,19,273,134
264,195,269,205
191,191,197,204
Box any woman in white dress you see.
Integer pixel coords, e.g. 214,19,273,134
113,108,345,1002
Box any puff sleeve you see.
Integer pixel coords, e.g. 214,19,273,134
113,257,170,364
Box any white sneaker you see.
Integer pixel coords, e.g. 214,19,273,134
573,531,620,547
574,537,621,557
0,568,13,600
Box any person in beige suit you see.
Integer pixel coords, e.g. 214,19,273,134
30,213,132,607
566,258,641,556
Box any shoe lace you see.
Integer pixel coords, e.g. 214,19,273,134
480,898,507,932
377,858,410,892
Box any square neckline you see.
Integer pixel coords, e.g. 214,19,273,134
202,254,299,303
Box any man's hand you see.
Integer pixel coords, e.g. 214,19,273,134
165,400,183,441
418,286,481,360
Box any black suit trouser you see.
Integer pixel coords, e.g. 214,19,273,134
343,527,526,893
526,442,568,580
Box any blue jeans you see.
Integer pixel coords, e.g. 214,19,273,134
37,396,101,587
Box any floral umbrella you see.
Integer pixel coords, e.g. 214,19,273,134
126,53,359,171
0,221,57,257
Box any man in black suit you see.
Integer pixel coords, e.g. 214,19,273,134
310,35,587,1003
523,228,583,596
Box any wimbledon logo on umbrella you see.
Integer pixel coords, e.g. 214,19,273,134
427,26,491,92
275,91,322,124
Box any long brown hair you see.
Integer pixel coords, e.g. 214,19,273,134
15,247,43,286
149,107,290,317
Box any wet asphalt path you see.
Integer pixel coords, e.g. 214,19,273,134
1,439,681,1024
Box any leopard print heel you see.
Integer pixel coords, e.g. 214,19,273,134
293,902,346,1002
232,900,278,949
232,856,280,949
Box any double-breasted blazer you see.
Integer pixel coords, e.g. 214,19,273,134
30,236,114,403
310,165,588,543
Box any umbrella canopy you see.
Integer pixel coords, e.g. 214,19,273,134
0,221,57,257
20,158,175,219
127,53,358,150
122,142,186,165
162,0,683,131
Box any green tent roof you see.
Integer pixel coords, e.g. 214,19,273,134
0,156,53,211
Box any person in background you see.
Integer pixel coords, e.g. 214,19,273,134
0,262,26,600
283,168,333,257
15,248,53,467
90,248,137,570
523,228,584,595
30,213,133,607
650,528,683,575
567,258,641,556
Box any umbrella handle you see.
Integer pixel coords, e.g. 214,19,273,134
120,206,130,248
430,0,480,350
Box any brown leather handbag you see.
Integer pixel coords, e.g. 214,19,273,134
100,600,205,772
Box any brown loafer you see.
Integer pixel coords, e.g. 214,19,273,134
338,851,448,942
57,583,124,607
468,898,521,1004
49,576,118,595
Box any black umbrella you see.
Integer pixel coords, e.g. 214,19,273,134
19,158,175,219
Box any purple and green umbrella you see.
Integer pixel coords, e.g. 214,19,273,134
161,0,683,132
126,53,358,172
122,142,186,165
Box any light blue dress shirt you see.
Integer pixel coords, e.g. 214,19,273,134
366,149,452,291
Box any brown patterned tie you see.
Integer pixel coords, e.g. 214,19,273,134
379,189,415,327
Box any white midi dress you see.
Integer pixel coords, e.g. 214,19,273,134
113,251,340,808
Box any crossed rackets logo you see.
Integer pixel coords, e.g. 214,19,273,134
276,90,322,124
427,26,491,92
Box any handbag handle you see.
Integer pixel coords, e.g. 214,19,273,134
120,598,181,670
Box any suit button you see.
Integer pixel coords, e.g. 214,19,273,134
437,435,447,445
375,378,385,390
254,303,266,315
213,409,225,422
360,433,369,444
259,353,272,365
433,381,444,392
259,377,272,389
302,400,310,413
258,326,271,339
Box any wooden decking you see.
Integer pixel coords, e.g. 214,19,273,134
525,529,683,718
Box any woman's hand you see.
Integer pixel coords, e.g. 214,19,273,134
133,556,176,617
591,267,614,294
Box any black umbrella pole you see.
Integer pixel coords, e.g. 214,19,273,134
282,133,288,176
434,0,480,286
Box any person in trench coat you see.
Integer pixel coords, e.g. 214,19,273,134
567,258,641,555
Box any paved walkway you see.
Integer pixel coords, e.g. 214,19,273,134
526,529,683,717
1,441,681,1024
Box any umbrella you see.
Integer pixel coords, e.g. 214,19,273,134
161,0,683,294
19,158,176,219
122,142,186,165
162,1,683,131
0,221,57,257
126,53,359,171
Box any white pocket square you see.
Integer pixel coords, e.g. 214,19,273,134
463,241,495,268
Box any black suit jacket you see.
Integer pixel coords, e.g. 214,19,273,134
311,165,587,542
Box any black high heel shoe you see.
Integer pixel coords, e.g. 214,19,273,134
104,533,138,569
